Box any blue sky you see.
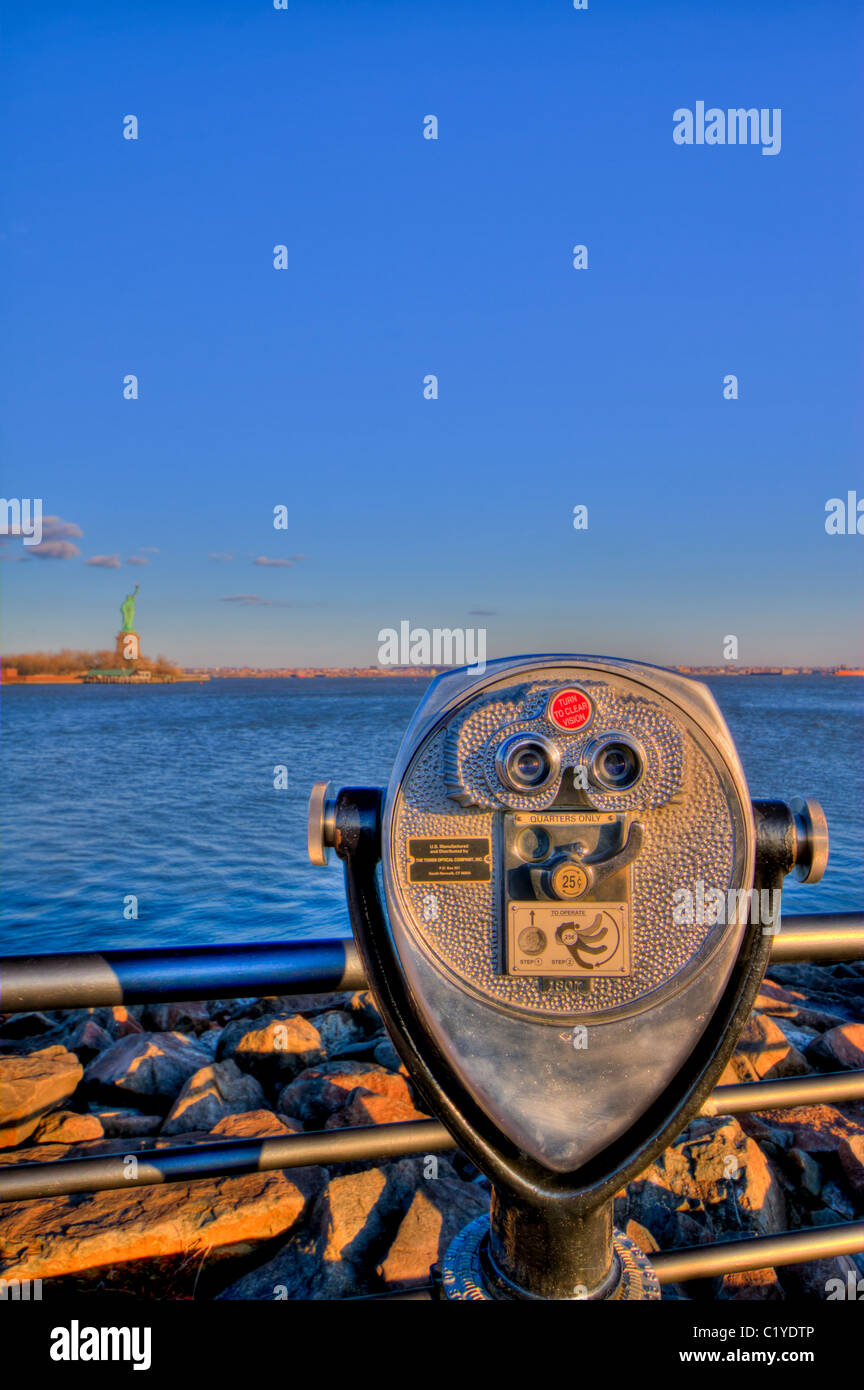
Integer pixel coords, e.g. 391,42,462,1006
1,0,862,667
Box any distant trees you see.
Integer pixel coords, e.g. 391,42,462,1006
3,649,183,678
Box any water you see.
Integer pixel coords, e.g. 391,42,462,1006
1,675,861,955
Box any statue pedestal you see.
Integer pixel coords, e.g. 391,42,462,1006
115,631,141,665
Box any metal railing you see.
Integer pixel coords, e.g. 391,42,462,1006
1,911,862,1293
1,913,860,1015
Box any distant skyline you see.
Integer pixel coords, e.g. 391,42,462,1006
2,0,862,668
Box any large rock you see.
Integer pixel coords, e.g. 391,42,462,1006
373,1037,405,1072
161,1060,268,1135
0,1166,321,1282
780,1254,862,1301
261,992,353,1018
0,1011,55,1041
218,1157,480,1300
276,1062,417,1128
312,1010,366,1059
624,1116,786,1244
0,1046,83,1148
216,1015,325,1086
0,1008,141,1058
376,1178,487,1289
106,1006,144,1039
347,991,382,1033
720,1012,810,1084
325,1090,428,1128
838,1135,864,1200
141,1001,212,1035
807,1023,864,1071
83,1032,211,1113
31,1110,104,1144
210,1110,300,1138
88,1106,163,1138
785,1146,823,1199
57,1017,114,1064
768,964,862,1021
740,1104,861,1155
754,980,804,1017
718,1268,786,1301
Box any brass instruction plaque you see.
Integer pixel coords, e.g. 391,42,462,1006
407,837,492,883
507,901,630,977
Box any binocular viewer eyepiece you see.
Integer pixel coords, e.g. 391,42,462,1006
308,654,828,1300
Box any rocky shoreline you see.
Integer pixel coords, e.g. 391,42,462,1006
1,962,862,1301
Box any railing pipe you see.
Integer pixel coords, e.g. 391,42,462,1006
768,913,864,963
2,1072,862,1204
0,938,366,1013
1,914,860,1014
0,1119,452,1203
653,1221,864,1284
701,1069,864,1115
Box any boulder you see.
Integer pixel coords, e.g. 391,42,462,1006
83,1032,211,1113
0,1011,54,1041
718,1268,786,1301
161,1060,268,1135
57,1017,115,1064
196,1029,222,1058
206,998,263,1025
88,1106,163,1138
210,1110,300,1138
107,1006,144,1039
818,1179,856,1221
768,964,861,1020
807,1022,864,1071
325,1090,429,1128
0,1046,83,1148
780,1253,862,1301
376,1178,487,1289
216,1015,325,1086
838,1135,864,1201
30,1110,105,1144
775,1021,821,1054
142,1001,212,1035
740,1104,861,1155
260,992,353,1017
373,1037,405,1072
754,980,804,1017
0,1166,321,1282
625,1116,786,1243
218,1157,478,1300
721,1012,810,1084
276,1062,417,1128
312,1010,366,1058
348,991,382,1033
785,1146,822,1198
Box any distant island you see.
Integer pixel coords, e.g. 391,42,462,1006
1,650,190,684
2,659,861,686
157,663,864,679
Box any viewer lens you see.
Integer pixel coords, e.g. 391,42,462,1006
588,735,643,791
515,749,543,781
495,734,560,794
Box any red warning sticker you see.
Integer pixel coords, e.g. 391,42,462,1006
547,688,594,732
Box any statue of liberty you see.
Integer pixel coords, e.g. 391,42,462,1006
120,584,140,633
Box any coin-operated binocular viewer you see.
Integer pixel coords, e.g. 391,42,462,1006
308,655,828,1300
